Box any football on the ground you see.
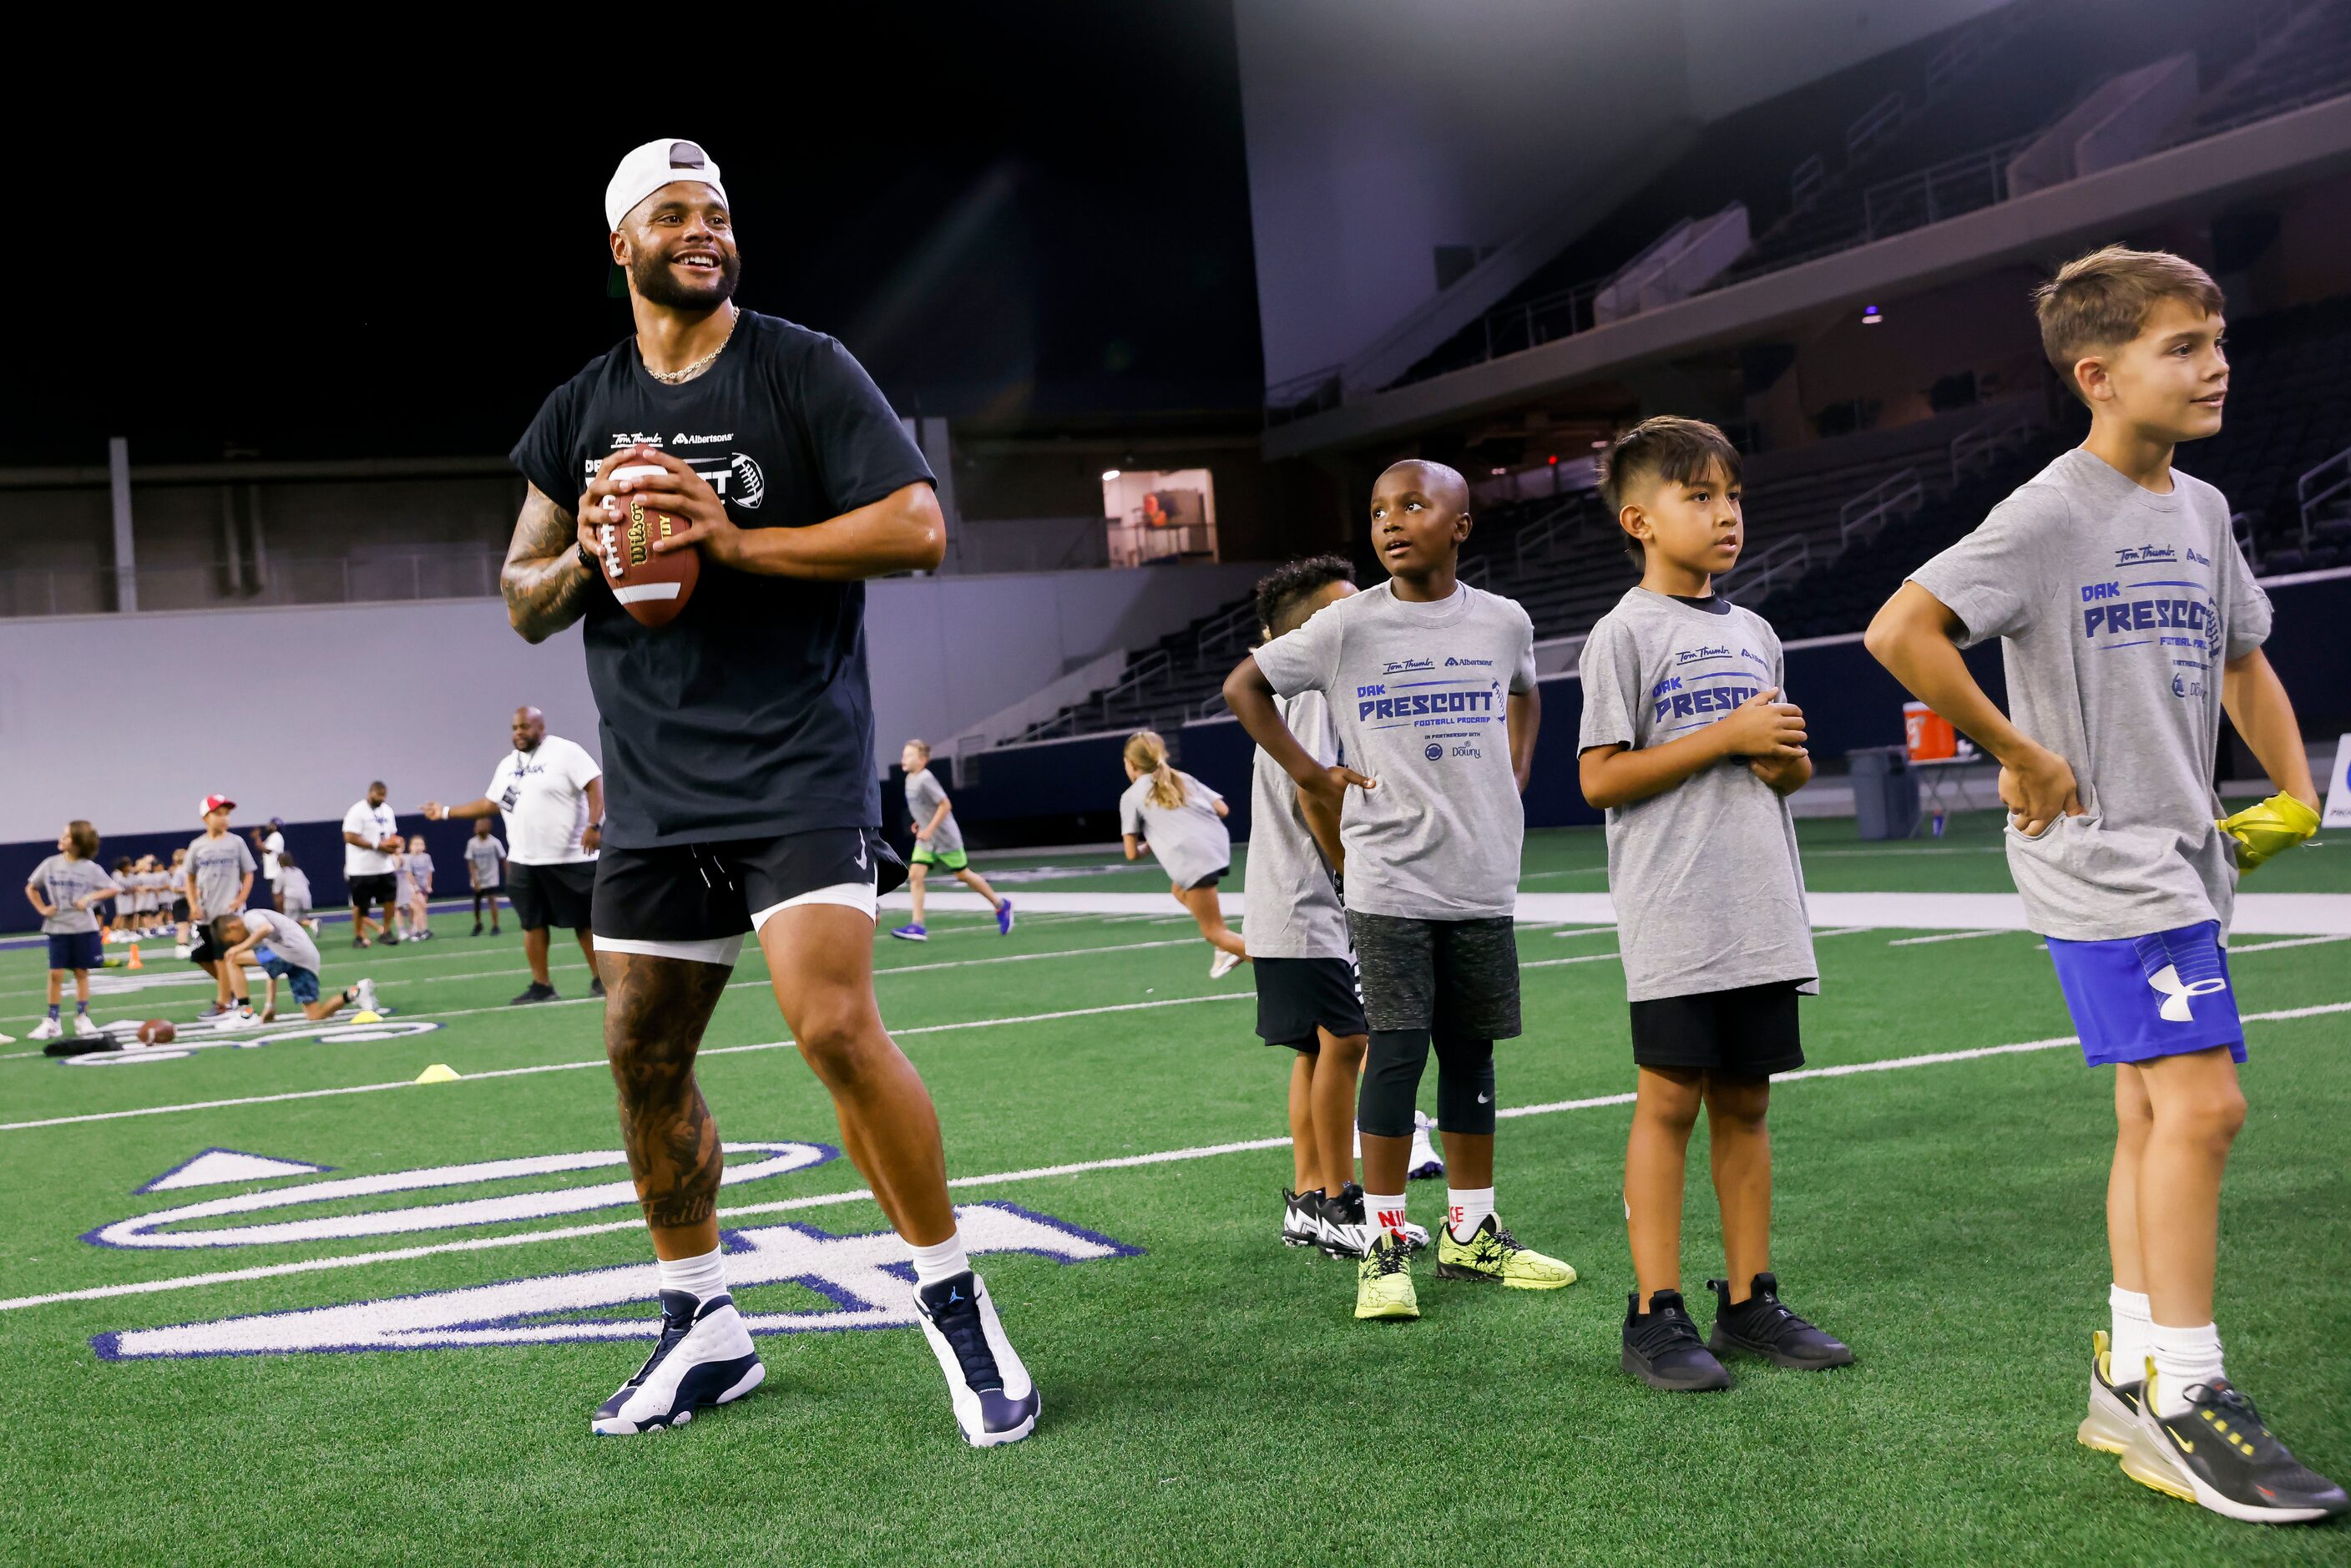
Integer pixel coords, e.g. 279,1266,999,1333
137,1019,175,1045
599,464,700,629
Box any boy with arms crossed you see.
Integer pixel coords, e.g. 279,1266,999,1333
1244,557,1378,1256
25,822,117,1043
1227,460,1575,1322
1868,246,2340,1522
889,740,1013,941
464,819,508,936
1580,418,1853,1391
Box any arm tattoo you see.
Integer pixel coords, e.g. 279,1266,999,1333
503,485,594,644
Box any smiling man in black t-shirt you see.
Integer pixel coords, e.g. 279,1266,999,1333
502,138,1038,1446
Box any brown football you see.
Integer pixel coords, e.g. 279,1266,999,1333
599,464,700,629
137,1019,175,1045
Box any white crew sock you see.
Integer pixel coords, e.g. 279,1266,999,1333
2108,1283,2152,1384
909,1231,970,1287
1365,1191,1410,1242
655,1245,728,1305
2149,1320,2226,1417
1447,1186,1495,1241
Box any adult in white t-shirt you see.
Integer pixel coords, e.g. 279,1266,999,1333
341,782,402,948
252,819,288,908
426,706,605,1004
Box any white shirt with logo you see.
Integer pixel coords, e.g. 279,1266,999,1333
342,801,398,877
488,735,603,865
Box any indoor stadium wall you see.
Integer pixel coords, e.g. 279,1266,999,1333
0,564,1265,923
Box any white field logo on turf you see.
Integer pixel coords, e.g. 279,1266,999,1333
87,1143,1138,1360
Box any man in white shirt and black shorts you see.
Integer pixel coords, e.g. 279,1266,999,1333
426,706,604,1003
341,783,402,948
496,138,1038,1447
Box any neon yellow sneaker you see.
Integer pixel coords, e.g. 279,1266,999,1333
1354,1231,1420,1322
1434,1214,1577,1289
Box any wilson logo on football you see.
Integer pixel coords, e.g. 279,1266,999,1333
600,463,700,628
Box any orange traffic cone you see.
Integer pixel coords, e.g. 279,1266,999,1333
126,943,144,970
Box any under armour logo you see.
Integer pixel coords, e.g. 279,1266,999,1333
2145,963,2228,1023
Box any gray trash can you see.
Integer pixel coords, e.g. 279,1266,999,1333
1848,746,1921,840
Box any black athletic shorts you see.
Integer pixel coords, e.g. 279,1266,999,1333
1187,865,1230,892
1346,912,1521,1039
1629,980,1807,1076
189,923,224,967
1253,955,1368,1052
347,872,398,908
171,896,190,922
592,827,908,943
508,861,597,932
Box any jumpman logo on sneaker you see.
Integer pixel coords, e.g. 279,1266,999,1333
2144,963,2228,1023
946,1286,964,1306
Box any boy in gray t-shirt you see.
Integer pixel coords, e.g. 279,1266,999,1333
1229,460,1575,1322
888,740,1011,943
463,820,507,936
25,821,119,1044
185,798,258,1019
1869,247,2336,1520
1580,417,1850,1392
1241,559,1377,1257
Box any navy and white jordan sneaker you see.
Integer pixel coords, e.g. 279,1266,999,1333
915,1271,1038,1448
591,1290,766,1436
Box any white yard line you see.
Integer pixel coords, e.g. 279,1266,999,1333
6,998,2342,1314
1887,928,2015,947
2227,934,2351,955
1813,927,1878,938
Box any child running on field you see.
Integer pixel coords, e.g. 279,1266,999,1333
1580,417,1853,1392
1226,458,1576,1323
1119,730,1246,978
890,741,1014,941
1867,246,2341,1524
25,822,118,1044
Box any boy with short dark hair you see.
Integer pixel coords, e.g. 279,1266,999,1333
1867,245,2341,1523
1581,416,1852,1392
213,910,378,1025
1243,556,1378,1256
1226,460,1576,1322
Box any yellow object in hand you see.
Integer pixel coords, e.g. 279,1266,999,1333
2217,792,2320,874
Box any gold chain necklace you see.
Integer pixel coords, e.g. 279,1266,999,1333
646,306,741,386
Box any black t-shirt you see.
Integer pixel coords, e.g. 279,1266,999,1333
511,313,933,848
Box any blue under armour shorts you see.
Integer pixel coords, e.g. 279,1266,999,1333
258,948,321,1006
2044,920,2245,1067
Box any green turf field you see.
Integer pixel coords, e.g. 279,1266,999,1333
3,816,2345,1565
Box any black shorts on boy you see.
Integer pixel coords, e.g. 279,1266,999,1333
1629,980,1807,1077
1253,955,1368,1053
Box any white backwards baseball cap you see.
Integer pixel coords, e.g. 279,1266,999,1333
604,139,728,231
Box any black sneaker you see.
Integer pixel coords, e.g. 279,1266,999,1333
590,976,607,999
1318,1183,1371,1258
1624,1290,1731,1390
2123,1371,2350,1524
1282,1189,1322,1249
471,922,484,937
1707,1273,1853,1369
510,982,559,1005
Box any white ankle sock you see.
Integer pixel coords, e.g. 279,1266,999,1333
2107,1283,2152,1384
1365,1191,1409,1240
655,1245,727,1305
1446,1186,1495,1241
2149,1320,2226,1417
909,1231,970,1287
